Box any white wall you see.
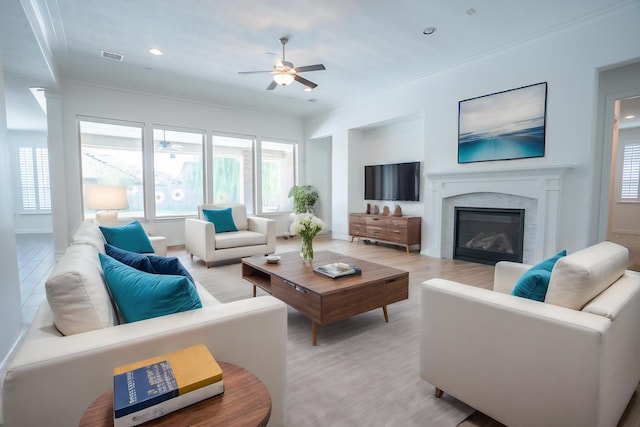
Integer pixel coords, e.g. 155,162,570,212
307,136,332,233
8,130,53,233
0,50,23,374
57,80,304,246
305,3,640,254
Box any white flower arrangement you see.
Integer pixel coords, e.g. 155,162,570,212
289,213,324,240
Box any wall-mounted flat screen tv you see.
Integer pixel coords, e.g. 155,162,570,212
364,161,420,201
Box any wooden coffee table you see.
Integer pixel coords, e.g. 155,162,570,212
78,362,270,427
242,251,409,345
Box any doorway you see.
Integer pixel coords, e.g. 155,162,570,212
607,95,640,271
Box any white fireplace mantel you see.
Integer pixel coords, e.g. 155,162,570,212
425,164,575,261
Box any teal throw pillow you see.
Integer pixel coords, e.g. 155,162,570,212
202,208,238,233
99,254,202,323
530,250,567,272
512,269,552,302
511,250,566,301
99,220,155,253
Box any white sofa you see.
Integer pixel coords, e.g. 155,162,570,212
420,241,640,427
185,204,276,267
1,221,287,427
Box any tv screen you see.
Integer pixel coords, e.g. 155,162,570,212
364,161,420,201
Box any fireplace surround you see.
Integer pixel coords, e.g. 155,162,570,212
426,165,573,264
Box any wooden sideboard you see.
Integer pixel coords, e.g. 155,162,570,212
349,213,421,253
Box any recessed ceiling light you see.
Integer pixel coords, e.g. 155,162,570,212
422,27,437,35
149,48,163,56
624,115,636,119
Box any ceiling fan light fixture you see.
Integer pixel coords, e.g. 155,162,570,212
273,72,295,86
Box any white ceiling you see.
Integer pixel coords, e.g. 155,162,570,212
1,0,639,132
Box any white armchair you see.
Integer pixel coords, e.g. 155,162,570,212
420,241,640,427
185,204,276,267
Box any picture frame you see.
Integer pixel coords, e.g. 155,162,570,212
458,82,547,164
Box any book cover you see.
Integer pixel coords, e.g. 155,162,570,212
113,344,223,426
314,262,362,279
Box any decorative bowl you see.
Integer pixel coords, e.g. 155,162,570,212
265,255,281,264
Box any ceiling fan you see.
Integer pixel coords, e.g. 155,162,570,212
238,37,326,91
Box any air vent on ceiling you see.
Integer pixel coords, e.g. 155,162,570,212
101,50,124,61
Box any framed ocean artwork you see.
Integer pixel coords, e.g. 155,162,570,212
458,82,547,164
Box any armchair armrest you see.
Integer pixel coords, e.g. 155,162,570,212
420,278,611,427
185,218,216,261
248,216,276,254
493,260,531,294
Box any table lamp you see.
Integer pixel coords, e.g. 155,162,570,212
85,185,128,226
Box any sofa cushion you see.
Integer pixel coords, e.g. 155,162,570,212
545,241,629,310
202,208,238,233
71,220,107,253
104,244,195,284
215,230,267,249
99,254,202,323
99,220,155,253
45,245,117,335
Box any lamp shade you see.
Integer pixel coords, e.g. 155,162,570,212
85,185,128,210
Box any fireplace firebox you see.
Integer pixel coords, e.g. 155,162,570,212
454,207,525,265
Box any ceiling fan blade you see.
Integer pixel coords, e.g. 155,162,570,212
294,64,326,73
293,74,317,89
238,70,273,74
266,80,278,90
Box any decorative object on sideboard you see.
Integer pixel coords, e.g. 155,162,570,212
366,203,371,214
382,206,390,216
84,185,128,226
373,205,380,215
394,205,402,217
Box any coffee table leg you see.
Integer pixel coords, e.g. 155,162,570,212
312,321,318,346
253,285,256,298
382,306,389,322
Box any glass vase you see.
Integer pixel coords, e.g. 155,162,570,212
301,236,314,263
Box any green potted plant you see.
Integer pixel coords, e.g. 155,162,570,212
288,185,319,214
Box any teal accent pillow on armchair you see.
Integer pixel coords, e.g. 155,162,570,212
202,208,238,233
99,220,155,253
512,250,567,302
99,254,201,323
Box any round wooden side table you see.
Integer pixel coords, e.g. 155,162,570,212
79,361,271,427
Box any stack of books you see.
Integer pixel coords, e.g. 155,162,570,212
113,344,224,427
314,262,362,279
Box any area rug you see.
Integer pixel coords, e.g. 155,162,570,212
182,252,477,426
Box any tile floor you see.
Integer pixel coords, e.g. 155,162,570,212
15,233,55,325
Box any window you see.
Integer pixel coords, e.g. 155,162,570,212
261,140,296,213
18,146,51,212
211,134,254,212
620,142,640,201
79,119,144,219
153,128,204,217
